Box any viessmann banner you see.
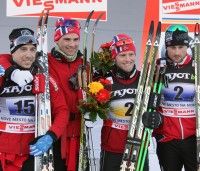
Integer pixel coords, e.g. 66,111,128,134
161,0,200,24
6,0,107,20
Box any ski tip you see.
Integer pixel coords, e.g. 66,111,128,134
148,20,154,40
45,9,49,16
195,23,200,36
92,12,104,32
155,21,161,38
149,21,154,32
83,10,95,30
86,10,94,22
38,10,44,26
96,12,104,22
150,20,154,26
44,10,49,25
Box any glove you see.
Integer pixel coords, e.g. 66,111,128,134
11,69,33,87
29,134,53,156
0,65,5,76
84,112,96,128
142,112,163,129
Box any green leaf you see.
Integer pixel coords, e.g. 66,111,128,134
90,111,97,122
91,51,114,77
97,109,107,120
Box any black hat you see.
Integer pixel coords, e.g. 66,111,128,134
9,28,37,54
165,24,190,47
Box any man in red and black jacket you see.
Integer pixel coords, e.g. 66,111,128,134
99,34,149,171
0,28,68,171
142,24,196,171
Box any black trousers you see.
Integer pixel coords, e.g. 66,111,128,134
100,150,149,171
156,135,197,171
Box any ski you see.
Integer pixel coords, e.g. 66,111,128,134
83,10,94,67
78,10,94,171
34,10,53,171
78,10,94,90
132,21,161,171
120,21,161,171
85,12,105,171
194,23,200,171
89,12,104,82
120,20,154,171
136,58,166,171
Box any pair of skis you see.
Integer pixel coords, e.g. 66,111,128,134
120,21,161,171
194,23,200,171
136,58,166,171
34,10,53,171
78,10,104,171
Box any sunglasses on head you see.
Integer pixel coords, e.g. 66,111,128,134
167,24,188,33
10,35,37,51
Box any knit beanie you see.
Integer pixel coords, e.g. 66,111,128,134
110,34,136,59
54,18,81,42
9,28,37,54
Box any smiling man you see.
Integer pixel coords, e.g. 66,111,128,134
98,34,149,171
48,18,87,171
0,27,68,171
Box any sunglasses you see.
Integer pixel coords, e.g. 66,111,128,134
10,35,37,51
114,38,133,47
167,24,188,33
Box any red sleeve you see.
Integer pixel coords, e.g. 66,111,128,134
49,76,69,138
0,54,12,69
0,77,4,86
0,54,12,86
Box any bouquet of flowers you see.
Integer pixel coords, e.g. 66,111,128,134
79,78,112,122
91,42,114,77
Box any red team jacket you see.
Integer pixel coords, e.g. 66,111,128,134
0,54,68,155
48,51,84,170
101,69,140,153
154,55,196,143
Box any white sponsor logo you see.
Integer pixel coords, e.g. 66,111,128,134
1,85,32,95
113,88,137,97
166,73,191,81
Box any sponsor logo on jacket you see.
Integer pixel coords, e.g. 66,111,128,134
166,72,194,81
1,85,32,95
113,88,137,98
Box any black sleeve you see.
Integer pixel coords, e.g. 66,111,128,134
46,130,58,142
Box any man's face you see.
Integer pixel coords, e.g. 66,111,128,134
167,45,188,63
12,44,36,69
56,33,80,56
115,50,136,73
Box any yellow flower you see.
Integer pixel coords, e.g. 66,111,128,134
88,81,104,94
